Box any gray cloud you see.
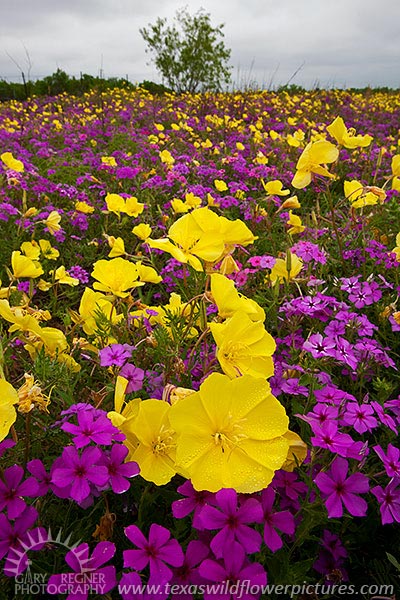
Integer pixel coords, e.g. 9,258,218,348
1,0,399,88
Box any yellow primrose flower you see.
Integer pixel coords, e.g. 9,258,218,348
134,261,162,285
101,156,117,167
210,311,275,379
1,151,24,173
44,211,61,235
125,196,145,218
282,431,308,472
108,236,126,258
91,258,142,297
51,266,79,286
344,180,383,208
77,288,122,335
214,179,228,192
392,155,400,177
287,211,306,235
210,273,265,322
391,233,400,261
269,252,303,284
169,373,291,492
0,379,18,442
159,149,175,167
105,193,125,215
0,299,43,335
132,223,152,240
127,399,178,485
171,198,189,214
21,241,40,260
327,116,373,149
278,196,301,212
261,180,290,196
254,151,268,165
291,140,339,189
75,201,94,214
107,376,140,458
184,192,202,209
11,251,43,279
39,239,59,260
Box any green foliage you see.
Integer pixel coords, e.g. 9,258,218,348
140,8,232,93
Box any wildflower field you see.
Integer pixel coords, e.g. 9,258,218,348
0,87,400,599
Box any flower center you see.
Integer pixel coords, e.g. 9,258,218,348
151,426,175,456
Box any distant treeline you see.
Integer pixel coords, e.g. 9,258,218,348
0,69,398,101
0,69,170,101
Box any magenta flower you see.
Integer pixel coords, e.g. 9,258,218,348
0,465,39,519
123,523,184,585
314,457,369,518
51,446,109,503
171,540,209,598
199,489,263,558
47,541,116,599
100,444,139,493
0,506,47,576
172,480,214,529
260,488,295,552
61,409,124,448
371,480,400,524
199,542,267,600
99,343,134,367
373,444,400,478
313,530,348,580
341,402,378,434
119,363,145,393
27,459,51,496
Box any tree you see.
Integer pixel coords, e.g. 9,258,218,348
140,8,232,94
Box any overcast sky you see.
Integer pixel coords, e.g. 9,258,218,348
1,0,399,89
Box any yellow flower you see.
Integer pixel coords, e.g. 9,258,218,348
105,193,125,215
287,211,306,235
291,140,339,189
1,151,24,172
39,239,59,260
184,192,202,209
75,201,94,214
101,156,117,167
210,311,275,379
277,196,301,211
159,149,175,167
269,252,303,284
107,376,140,457
327,116,373,149
171,198,189,214
134,262,162,285
392,155,400,177
128,399,177,485
281,431,308,472
148,208,256,272
214,179,228,192
52,266,79,286
107,236,126,258
0,299,43,335
132,223,152,240
210,273,265,322
169,373,290,492
262,179,290,196
77,287,122,335
11,251,43,279
91,258,141,297
125,196,145,218
0,379,18,441
21,241,40,260
344,180,383,208
44,211,62,235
